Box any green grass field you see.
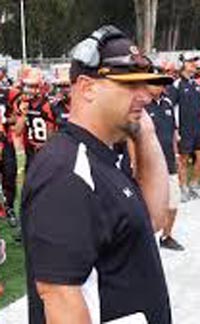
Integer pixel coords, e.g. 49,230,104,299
0,152,26,309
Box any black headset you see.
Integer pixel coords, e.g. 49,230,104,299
71,25,125,68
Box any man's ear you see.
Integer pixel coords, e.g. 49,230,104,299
76,75,96,102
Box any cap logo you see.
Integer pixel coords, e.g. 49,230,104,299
129,46,140,56
129,46,150,70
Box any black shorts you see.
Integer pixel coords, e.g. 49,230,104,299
178,132,200,154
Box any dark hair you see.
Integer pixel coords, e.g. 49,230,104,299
70,61,100,84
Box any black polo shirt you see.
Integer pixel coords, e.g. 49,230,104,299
147,96,177,175
167,77,200,137
22,122,171,323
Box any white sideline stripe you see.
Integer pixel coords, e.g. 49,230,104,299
104,313,148,324
81,268,100,324
0,296,28,323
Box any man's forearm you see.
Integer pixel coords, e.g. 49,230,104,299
134,131,169,231
37,281,92,324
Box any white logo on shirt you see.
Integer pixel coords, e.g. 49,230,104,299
123,187,133,198
165,109,172,116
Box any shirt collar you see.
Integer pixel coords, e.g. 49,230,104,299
62,121,119,166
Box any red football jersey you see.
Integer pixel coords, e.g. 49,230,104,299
17,97,57,151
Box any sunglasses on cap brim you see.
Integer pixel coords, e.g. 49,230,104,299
97,55,173,86
100,54,151,72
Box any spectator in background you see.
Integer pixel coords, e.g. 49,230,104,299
147,84,184,250
0,67,18,227
0,66,13,88
162,61,178,79
50,66,71,130
14,67,57,170
167,53,200,202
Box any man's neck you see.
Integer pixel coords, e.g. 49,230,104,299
181,70,193,80
68,116,115,147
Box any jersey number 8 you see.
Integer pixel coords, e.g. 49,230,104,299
27,116,47,142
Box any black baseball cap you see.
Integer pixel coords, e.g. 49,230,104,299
70,28,173,86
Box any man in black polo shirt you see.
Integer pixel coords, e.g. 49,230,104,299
147,86,184,251
21,26,173,323
167,53,200,202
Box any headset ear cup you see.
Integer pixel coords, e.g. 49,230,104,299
92,25,124,45
71,25,125,68
71,38,100,67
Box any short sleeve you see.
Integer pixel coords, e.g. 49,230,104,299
25,170,101,285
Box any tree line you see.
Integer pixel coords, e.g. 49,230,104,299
0,0,200,59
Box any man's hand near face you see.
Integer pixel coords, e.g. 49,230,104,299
128,109,169,232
